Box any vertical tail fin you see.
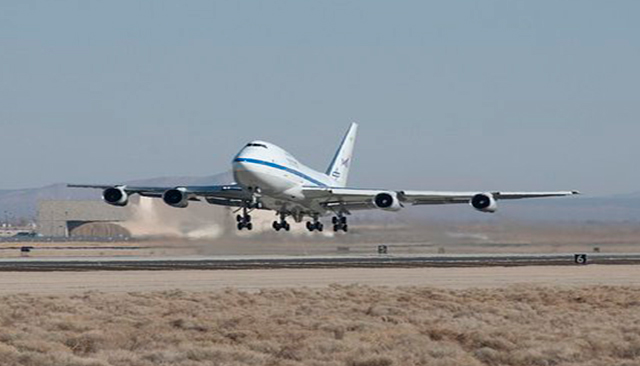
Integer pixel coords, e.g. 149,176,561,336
326,123,358,187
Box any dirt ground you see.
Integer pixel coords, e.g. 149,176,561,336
0,265,639,295
1,222,638,365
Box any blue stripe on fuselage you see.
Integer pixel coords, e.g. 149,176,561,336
234,158,328,187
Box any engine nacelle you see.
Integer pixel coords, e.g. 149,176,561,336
102,187,129,207
373,192,402,211
470,193,498,213
163,187,189,208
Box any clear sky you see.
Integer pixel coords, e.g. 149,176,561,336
0,1,638,195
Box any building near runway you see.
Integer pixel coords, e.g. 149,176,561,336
37,200,132,237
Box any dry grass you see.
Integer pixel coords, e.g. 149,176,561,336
0,285,638,366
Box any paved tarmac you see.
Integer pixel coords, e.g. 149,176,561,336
0,253,639,271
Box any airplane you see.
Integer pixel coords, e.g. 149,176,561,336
69,123,579,233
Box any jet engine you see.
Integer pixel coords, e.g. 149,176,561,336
470,193,497,213
102,187,129,207
163,187,190,208
373,192,402,211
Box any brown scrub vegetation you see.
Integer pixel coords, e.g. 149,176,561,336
0,285,638,366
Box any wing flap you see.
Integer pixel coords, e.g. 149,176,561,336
493,191,580,200
399,191,476,205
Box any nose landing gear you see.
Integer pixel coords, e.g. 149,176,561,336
332,215,348,232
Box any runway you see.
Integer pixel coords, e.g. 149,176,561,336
1,254,639,294
1,253,639,271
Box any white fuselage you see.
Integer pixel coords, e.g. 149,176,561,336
232,141,334,217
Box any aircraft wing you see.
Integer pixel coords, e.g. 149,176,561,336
399,190,580,205
303,187,580,212
68,184,251,206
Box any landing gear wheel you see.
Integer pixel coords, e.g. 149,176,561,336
246,223,253,231
331,216,348,232
237,207,252,228
306,221,323,232
284,223,290,231
272,221,280,231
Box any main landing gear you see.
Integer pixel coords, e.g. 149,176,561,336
306,219,323,232
332,216,348,232
272,212,290,231
268,212,346,233
236,207,253,230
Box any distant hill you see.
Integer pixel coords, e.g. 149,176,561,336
0,171,233,219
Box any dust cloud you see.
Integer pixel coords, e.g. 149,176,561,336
120,197,228,240
120,197,338,240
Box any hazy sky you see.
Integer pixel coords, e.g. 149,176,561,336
1,1,638,195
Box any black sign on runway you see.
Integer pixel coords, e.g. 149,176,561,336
574,254,588,265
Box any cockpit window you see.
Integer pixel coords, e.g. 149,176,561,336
246,143,267,148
